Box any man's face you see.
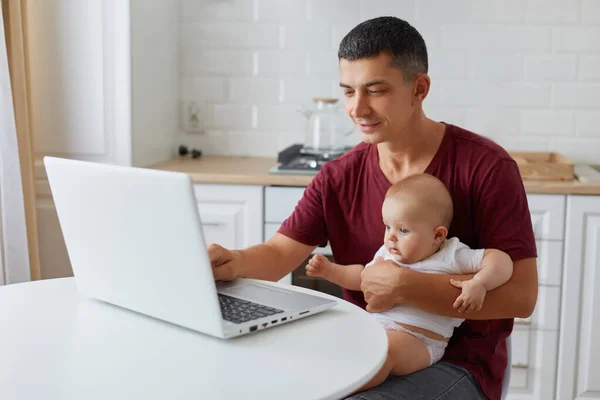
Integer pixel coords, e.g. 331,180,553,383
339,53,418,145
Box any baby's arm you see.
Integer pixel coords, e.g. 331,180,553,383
473,249,514,291
306,254,364,291
451,249,513,313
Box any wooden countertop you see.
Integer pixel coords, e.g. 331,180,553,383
149,156,600,195
150,156,315,186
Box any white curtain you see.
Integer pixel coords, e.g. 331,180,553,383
0,4,30,285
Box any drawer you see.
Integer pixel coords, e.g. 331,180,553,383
535,240,563,286
194,183,263,203
197,203,242,250
265,186,305,223
507,329,558,400
193,184,263,249
527,194,565,241
514,285,560,330
264,223,332,256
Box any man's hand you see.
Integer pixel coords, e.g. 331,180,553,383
360,257,403,313
450,278,487,313
208,243,242,281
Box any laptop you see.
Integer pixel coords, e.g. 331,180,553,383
43,157,337,339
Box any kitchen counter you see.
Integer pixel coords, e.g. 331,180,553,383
149,156,600,195
150,156,314,186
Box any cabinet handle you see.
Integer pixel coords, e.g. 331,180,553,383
202,221,224,227
512,363,529,369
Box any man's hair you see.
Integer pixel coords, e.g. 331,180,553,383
385,174,453,228
338,16,428,80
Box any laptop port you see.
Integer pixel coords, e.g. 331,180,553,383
249,325,257,332
271,320,278,324
299,310,309,315
262,323,268,328
281,317,287,322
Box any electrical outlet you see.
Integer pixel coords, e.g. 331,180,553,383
181,100,205,133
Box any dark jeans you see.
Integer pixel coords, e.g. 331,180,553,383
344,362,488,400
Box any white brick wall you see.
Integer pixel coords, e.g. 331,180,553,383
180,0,600,163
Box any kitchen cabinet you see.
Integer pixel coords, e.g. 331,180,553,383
528,194,566,241
27,0,179,168
193,184,263,250
264,187,306,223
556,196,600,400
505,195,565,400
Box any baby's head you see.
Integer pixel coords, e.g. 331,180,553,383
382,174,453,264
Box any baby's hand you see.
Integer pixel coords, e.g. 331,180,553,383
306,254,332,278
450,278,487,313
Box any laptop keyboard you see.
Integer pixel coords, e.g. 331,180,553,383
218,293,284,324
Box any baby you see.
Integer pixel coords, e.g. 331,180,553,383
306,173,514,391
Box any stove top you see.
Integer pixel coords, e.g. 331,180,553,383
269,144,352,175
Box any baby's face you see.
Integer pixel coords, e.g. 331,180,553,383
381,197,441,264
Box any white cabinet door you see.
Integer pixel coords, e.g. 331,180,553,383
557,196,600,400
507,329,559,400
508,287,561,400
506,194,566,400
264,187,305,223
535,240,563,286
26,0,178,167
527,194,566,241
193,184,263,250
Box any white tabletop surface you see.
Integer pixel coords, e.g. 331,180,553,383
0,278,387,400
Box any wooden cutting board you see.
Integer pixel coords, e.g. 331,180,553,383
509,152,575,181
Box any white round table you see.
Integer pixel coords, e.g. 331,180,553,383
0,278,387,400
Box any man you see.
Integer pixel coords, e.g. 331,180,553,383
209,16,537,400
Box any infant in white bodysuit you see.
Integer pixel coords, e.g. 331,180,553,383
306,173,514,392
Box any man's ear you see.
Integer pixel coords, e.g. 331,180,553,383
413,73,430,103
434,226,448,244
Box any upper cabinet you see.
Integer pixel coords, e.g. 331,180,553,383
557,196,600,400
25,0,180,169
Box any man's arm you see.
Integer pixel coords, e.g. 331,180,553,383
210,233,315,282
362,257,537,319
212,168,328,282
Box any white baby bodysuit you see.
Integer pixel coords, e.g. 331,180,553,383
365,237,484,338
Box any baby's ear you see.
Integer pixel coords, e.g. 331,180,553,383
434,226,448,243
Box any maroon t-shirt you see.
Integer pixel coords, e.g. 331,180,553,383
278,124,537,400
